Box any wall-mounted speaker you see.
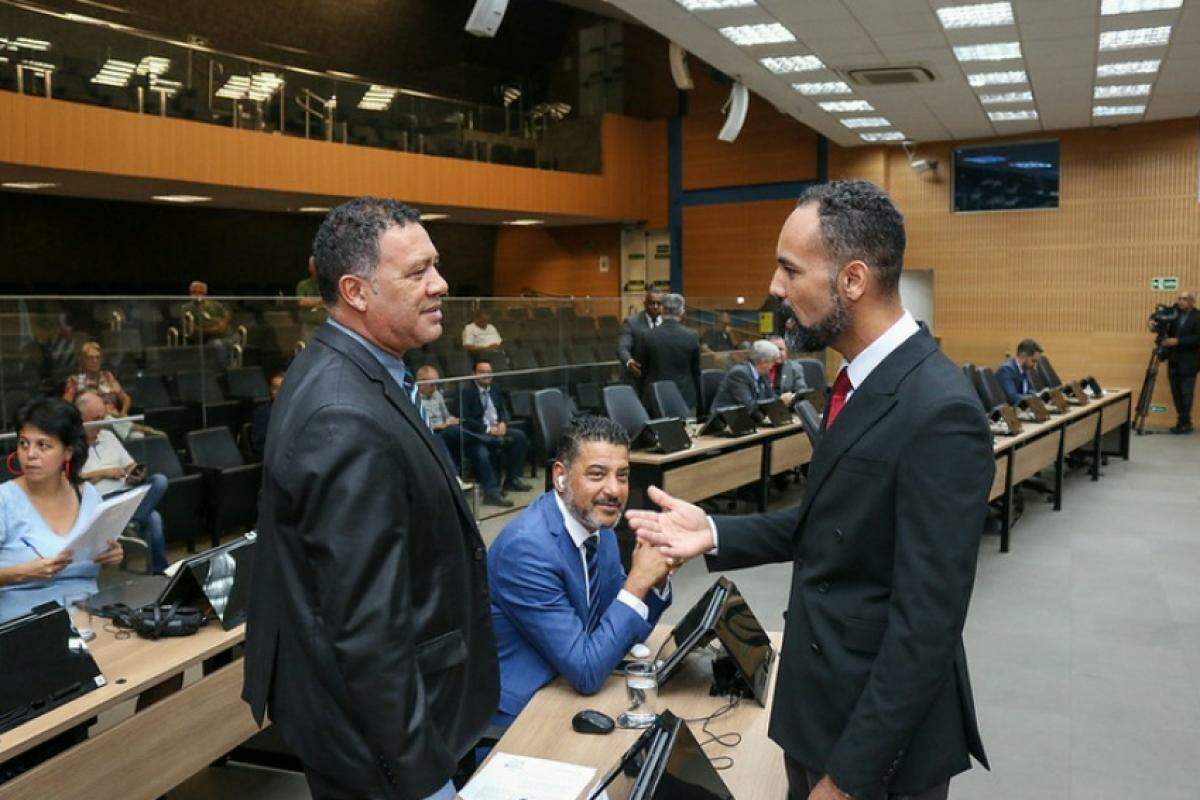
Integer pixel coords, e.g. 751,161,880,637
668,42,693,91
717,82,749,143
465,0,509,38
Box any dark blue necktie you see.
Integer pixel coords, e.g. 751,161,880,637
400,369,426,424
584,536,601,631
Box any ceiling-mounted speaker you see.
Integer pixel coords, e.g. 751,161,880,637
669,42,693,91
717,81,749,143
464,0,509,38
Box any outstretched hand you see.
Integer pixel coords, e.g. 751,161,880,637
624,485,714,562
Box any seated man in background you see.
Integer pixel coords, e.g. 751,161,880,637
181,280,233,366
995,338,1043,405
701,312,735,354
462,307,504,361
250,372,284,460
711,339,782,410
768,334,806,405
461,360,531,507
74,391,168,573
416,363,464,469
487,415,672,727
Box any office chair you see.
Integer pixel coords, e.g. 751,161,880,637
124,435,205,552
650,381,691,420
186,427,263,547
700,369,725,417
533,388,571,491
602,385,650,443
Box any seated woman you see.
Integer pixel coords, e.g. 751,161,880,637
0,397,123,623
61,341,132,416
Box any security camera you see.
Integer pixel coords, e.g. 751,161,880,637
910,158,939,174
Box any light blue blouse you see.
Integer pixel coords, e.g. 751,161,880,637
0,480,102,623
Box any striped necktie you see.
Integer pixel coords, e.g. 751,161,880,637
584,536,601,631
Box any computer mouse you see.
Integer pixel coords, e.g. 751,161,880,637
572,708,615,735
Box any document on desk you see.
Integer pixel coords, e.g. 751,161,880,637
59,485,150,563
459,752,596,800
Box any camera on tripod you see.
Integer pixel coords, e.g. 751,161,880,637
1149,303,1180,359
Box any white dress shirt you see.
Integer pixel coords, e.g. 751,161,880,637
463,322,502,349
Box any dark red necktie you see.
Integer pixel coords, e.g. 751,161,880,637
825,367,852,430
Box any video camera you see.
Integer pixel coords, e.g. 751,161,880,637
1149,303,1180,359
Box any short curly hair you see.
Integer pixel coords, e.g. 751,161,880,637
797,180,906,294
15,397,88,486
311,197,422,304
556,414,630,468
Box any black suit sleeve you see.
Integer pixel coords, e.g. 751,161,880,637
617,318,636,364
1179,316,1200,348
725,367,756,408
461,389,485,434
994,364,1024,406
825,400,992,797
284,403,458,796
705,505,802,571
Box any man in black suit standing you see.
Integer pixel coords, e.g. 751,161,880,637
628,181,992,800
617,287,663,391
1163,290,1200,434
243,198,499,800
636,292,702,415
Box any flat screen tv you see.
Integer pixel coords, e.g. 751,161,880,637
953,140,1059,213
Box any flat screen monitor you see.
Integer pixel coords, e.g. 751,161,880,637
588,712,734,800
159,533,256,629
654,581,725,688
953,140,1059,213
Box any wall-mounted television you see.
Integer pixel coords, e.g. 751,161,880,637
952,140,1060,213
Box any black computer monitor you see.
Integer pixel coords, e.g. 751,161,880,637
644,417,691,454
158,533,256,629
712,582,775,705
654,580,725,689
698,405,756,437
754,397,793,427
588,711,734,800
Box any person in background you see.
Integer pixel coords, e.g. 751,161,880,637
768,334,806,404
702,312,735,354
415,364,464,469
296,257,328,340
617,287,664,392
0,398,123,622
249,372,285,460
1162,290,1200,434
61,341,131,415
74,391,168,574
460,360,531,508
462,308,504,360
711,339,782,410
994,339,1043,406
636,293,702,415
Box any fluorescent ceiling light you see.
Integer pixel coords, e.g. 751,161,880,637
13,37,50,51
359,84,398,111
793,81,852,95
1097,59,1160,76
1,181,59,189
1094,83,1152,98
1099,26,1171,50
1093,104,1146,116
91,58,136,87
840,116,891,129
419,213,450,221
19,59,55,74
719,23,794,46
1101,0,1182,14
979,90,1033,104
503,219,544,226
1012,161,1053,169
968,70,1027,86
215,74,250,100
819,100,874,112
298,206,330,213
152,194,212,203
149,77,181,96
249,71,282,101
962,155,1006,164
860,132,906,142
988,109,1038,121
954,42,1021,61
136,56,170,76
760,55,823,74
936,2,1014,29
675,0,756,8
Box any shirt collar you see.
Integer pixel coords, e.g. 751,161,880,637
839,310,920,392
327,318,410,386
553,490,596,549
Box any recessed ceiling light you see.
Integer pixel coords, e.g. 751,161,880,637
979,90,1034,104
954,42,1022,61
298,206,330,213
718,23,795,46
359,85,398,111
675,0,756,8
1093,104,1146,116
759,55,823,74
793,81,852,95
819,100,875,112
1,181,59,190
968,70,1028,86
844,116,892,128
1096,59,1160,76
936,2,1014,29
420,213,450,221
1099,26,1171,50
503,219,544,226
860,132,907,142
1094,83,1152,98
152,194,212,203
91,58,136,87
1101,0,1182,14
988,109,1038,121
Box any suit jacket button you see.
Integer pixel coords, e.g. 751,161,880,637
818,581,830,593
833,528,844,541
809,641,822,654
475,547,484,561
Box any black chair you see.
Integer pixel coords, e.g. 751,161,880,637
532,388,571,491
603,384,650,442
129,375,191,449
961,363,988,407
650,381,691,419
796,358,828,394
124,435,205,552
226,365,271,402
176,370,243,432
575,382,603,413
441,351,475,379
700,369,725,416
1038,356,1063,388
128,375,175,410
186,427,263,546
974,367,1008,412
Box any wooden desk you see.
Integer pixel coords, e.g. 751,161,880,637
487,628,786,800
0,619,256,800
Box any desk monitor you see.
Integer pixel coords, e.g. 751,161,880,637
698,405,756,438
644,417,692,454
0,603,105,734
588,711,734,800
158,533,256,630
754,397,793,427
712,582,775,706
654,580,726,689
1039,387,1069,414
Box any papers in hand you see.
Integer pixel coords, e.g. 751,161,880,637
460,752,596,800
61,485,150,564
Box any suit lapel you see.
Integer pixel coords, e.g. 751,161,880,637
543,494,589,619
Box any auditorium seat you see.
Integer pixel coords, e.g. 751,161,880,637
186,427,263,546
124,435,205,552
796,358,828,395
973,367,1008,412
603,385,650,442
650,381,691,419
701,369,725,416
1039,356,1064,388
575,381,603,413
532,388,571,491
225,365,270,403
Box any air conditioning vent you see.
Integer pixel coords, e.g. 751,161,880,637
847,66,936,86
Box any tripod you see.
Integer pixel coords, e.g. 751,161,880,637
1134,339,1167,434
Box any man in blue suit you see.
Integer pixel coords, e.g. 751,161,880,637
995,339,1042,405
487,415,673,727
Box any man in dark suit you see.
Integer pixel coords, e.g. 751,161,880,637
994,338,1042,406
769,334,808,401
629,180,991,800
617,287,663,390
243,198,499,800
636,292,702,415
1163,290,1200,434
460,359,532,506
711,339,780,411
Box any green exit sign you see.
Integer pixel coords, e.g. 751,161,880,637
1150,404,1167,414
1151,277,1179,291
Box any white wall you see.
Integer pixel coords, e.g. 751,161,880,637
900,269,934,333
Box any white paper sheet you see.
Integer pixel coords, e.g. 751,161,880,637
459,752,596,800
60,485,150,563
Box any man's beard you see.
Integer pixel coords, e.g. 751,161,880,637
781,280,851,353
563,483,626,530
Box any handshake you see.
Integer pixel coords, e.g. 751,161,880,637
622,486,716,598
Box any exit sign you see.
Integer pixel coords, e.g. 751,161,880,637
1151,276,1179,291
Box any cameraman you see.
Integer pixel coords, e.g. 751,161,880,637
1163,291,1200,434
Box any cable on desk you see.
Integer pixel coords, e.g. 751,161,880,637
680,696,742,770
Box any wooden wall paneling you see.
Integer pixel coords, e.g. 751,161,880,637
492,224,622,298
680,199,795,297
